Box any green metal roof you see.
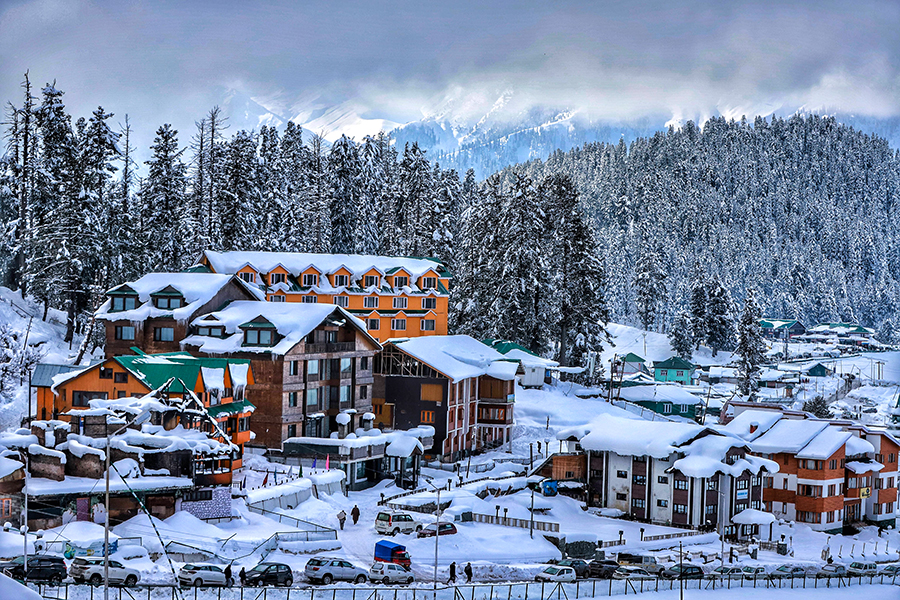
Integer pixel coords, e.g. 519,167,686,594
207,399,256,419
759,319,801,330
652,356,695,370
114,352,252,394
183,264,212,273
107,284,139,296
482,339,539,357
239,317,277,329
621,352,646,363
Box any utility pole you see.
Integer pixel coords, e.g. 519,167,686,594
530,486,535,539
433,487,441,598
23,453,28,584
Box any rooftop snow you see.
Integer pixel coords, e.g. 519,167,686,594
27,474,194,497
751,419,829,454
0,456,23,479
795,426,852,459
617,384,702,405
719,409,784,441
845,434,875,456
387,335,515,383
845,460,884,474
561,413,704,458
184,301,377,356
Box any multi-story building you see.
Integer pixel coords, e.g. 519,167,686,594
758,318,806,340
373,335,518,460
182,301,381,448
195,250,451,343
557,414,778,532
722,406,899,532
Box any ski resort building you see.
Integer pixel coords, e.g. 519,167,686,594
758,319,806,340
195,250,452,343
557,415,778,532
373,335,518,460
652,357,696,385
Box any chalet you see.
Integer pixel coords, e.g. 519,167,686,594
615,384,702,421
0,454,25,527
96,273,263,358
195,250,452,343
653,357,695,385
182,302,381,448
374,335,518,460
615,353,650,377
557,414,777,532
33,352,256,467
758,319,806,340
481,339,558,388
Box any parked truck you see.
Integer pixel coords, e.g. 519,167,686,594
374,540,411,567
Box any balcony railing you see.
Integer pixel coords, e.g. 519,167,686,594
303,342,356,354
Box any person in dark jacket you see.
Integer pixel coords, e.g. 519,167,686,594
448,562,457,584
224,563,233,586
464,563,473,583
239,567,246,586
351,505,361,525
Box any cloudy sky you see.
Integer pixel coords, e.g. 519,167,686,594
2,0,899,147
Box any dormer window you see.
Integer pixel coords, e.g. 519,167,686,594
364,275,379,287
239,272,256,284
302,274,319,286
196,326,225,338
393,276,408,288
110,296,137,312
270,273,286,285
244,329,273,346
421,276,437,290
154,296,183,309
334,274,349,287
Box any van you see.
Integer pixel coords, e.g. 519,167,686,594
375,511,423,535
616,554,662,574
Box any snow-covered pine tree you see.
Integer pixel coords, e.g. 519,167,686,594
140,124,187,271
426,166,457,266
256,125,284,251
356,134,386,255
689,278,708,350
306,133,331,253
278,122,311,252
668,310,694,360
633,242,667,332
802,396,831,419
705,277,735,357
735,288,765,399
218,130,258,252
115,115,141,280
203,106,228,250
328,134,361,254
398,142,432,256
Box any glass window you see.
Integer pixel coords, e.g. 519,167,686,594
306,388,318,407
364,275,379,287
307,360,319,375
153,327,174,342
334,274,349,287
340,358,352,375
364,296,379,308
391,319,406,331
393,276,408,288
288,392,298,407
360,385,368,399
340,385,351,404
287,424,297,438
239,272,255,284
115,325,135,340
270,273,286,285
302,273,319,286
333,296,349,307
421,319,436,331
360,356,369,370
422,297,436,310
367,319,380,330
421,277,437,289
302,295,318,303
99,367,113,379
271,294,285,302
393,297,408,309
111,296,137,311
259,330,273,345
114,372,128,384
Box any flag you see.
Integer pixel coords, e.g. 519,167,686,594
312,457,317,469
262,473,268,487
325,454,330,470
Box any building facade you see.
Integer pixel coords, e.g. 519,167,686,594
652,357,695,385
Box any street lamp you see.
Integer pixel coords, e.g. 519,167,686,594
423,480,444,598
104,410,151,600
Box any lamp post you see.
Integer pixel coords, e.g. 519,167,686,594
423,480,443,599
530,486,535,539
23,453,28,584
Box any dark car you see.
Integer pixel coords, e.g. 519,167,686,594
417,522,458,538
588,560,620,579
556,559,590,579
659,564,704,580
2,555,67,583
245,562,294,587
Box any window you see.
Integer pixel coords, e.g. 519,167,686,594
197,326,225,337
367,318,380,330
287,424,297,438
617,470,628,478
271,294,285,302
673,504,688,514
676,371,684,377
117,391,127,398
798,484,822,497
829,459,837,470
678,404,688,414
270,273,286,285
333,296,349,308
183,490,213,503
340,358,352,375
307,360,319,376
363,296,379,309
657,499,668,508
153,296,182,309
707,480,718,491
826,511,835,523
289,361,299,376
393,297,408,309
114,372,128,384
73,391,107,407
0,498,11,519
422,297,436,310
674,479,688,490
890,453,896,463
334,274,349,287
662,403,672,414
115,325,135,340
360,356,369,371
631,498,645,509
302,273,319,286
111,296,137,311
633,475,646,485
302,295,318,303
239,272,255,284
705,505,716,515
99,367,113,380
364,275,379,287
421,277,437,289
827,484,836,496
239,417,250,431
244,329,273,346
421,319,436,331
306,388,318,407
876,453,885,464
288,392,298,407
360,385,368,400
616,493,627,501
153,327,174,342
658,476,669,484
736,479,749,490
391,318,406,331
421,410,435,424
393,276,408,288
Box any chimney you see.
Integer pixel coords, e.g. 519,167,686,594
749,421,759,434
363,413,374,431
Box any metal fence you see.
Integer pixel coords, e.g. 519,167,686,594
471,513,559,533
245,506,337,538
27,574,900,600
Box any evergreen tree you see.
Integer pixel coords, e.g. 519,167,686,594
633,243,667,331
705,277,735,357
802,395,831,419
328,134,361,253
141,124,187,270
735,288,765,398
306,134,331,253
669,310,694,360
218,130,258,252
688,278,708,350
398,142,432,255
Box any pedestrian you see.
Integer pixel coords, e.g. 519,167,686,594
225,563,233,586
448,561,457,584
239,567,246,586
464,562,473,583
351,505,360,525
337,509,347,530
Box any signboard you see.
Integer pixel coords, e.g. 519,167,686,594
736,489,749,500
860,487,871,498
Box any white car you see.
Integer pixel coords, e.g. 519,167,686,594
535,565,577,582
369,562,415,584
375,511,424,536
305,557,368,584
612,566,655,580
711,566,744,580
178,563,232,587
848,562,877,577
69,557,140,586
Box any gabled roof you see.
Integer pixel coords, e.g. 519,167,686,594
32,364,87,388
621,352,646,363
653,356,695,370
759,318,802,330
751,419,830,454
618,384,702,405
795,426,852,460
386,335,517,383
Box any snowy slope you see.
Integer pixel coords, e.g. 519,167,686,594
601,322,734,370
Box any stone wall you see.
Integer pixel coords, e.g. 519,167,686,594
179,487,231,520
28,453,65,481
64,451,104,479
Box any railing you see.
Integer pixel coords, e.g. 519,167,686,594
246,505,338,537
305,342,356,354
380,485,430,506
472,512,560,532
642,530,705,542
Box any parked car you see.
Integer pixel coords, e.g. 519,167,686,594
616,554,663,575
769,565,808,579
417,522,458,538
2,555,67,584
612,566,655,580
710,566,744,580
848,562,878,577
369,562,414,584
535,565,577,582
741,566,767,580
556,559,590,579
244,562,294,587
659,564,704,580
304,557,368,585
178,564,231,587
878,564,899,578
69,557,139,586
375,511,424,536
588,560,620,579
815,564,847,579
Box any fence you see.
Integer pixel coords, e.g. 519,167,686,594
28,573,900,600
472,512,559,533
245,505,337,539
641,530,704,543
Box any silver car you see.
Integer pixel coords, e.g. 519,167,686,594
305,557,368,585
178,563,231,587
69,557,140,586
369,562,415,584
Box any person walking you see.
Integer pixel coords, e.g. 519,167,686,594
464,562,473,583
337,509,347,530
351,505,360,525
448,561,457,584
224,563,233,586
239,567,246,586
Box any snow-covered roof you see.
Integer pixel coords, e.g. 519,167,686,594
202,250,449,282
0,456,24,479
672,434,778,478
96,273,263,322
795,426,852,460
387,335,517,383
561,414,705,458
285,426,433,456
617,384,703,406
845,434,875,456
719,409,784,441
708,366,739,378
184,301,379,356
503,348,559,368
751,419,829,454
732,508,776,525
846,461,884,474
